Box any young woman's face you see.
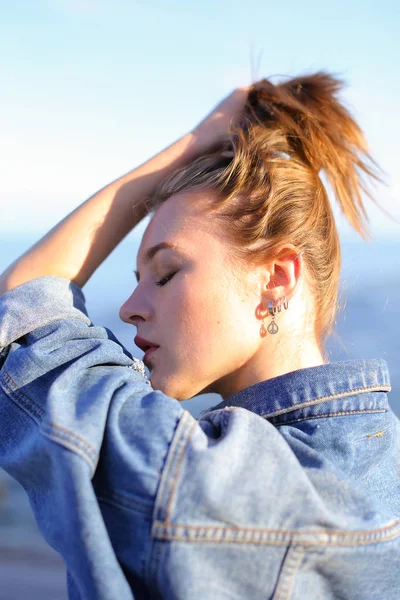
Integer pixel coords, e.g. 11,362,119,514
119,190,265,401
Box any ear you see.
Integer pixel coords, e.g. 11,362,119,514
260,244,303,312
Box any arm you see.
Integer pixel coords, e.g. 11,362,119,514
0,134,199,294
0,87,250,294
0,277,173,599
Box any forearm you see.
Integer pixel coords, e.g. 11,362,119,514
0,132,200,293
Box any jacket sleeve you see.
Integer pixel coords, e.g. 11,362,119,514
0,276,186,600
0,276,326,600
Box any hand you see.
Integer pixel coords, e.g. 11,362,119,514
191,86,251,154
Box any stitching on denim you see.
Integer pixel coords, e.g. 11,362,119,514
1,369,97,471
148,411,193,587
270,408,387,426
41,421,97,463
164,412,197,524
151,517,400,547
0,368,45,421
260,385,391,419
273,546,304,600
41,429,96,473
2,366,98,467
151,411,192,527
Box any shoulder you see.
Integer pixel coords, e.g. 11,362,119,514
155,406,397,540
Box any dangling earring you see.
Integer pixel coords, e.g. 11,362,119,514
267,300,279,334
260,297,289,336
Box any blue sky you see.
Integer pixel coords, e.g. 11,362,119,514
1,0,399,239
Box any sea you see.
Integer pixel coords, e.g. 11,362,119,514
0,233,399,599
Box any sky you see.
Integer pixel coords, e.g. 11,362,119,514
1,0,399,240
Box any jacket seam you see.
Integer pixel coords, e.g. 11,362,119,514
151,410,193,526
155,410,400,548
271,408,387,426
1,366,98,471
40,421,98,467
149,410,195,591
151,517,400,547
260,385,391,419
273,545,304,600
163,412,197,525
0,368,45,421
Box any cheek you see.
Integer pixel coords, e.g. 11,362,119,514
159,267,257,353
176,276,254,353
160,275,220,351
157,276,196,339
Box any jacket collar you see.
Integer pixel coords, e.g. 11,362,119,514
198,359,391,424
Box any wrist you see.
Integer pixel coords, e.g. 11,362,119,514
190,124,222,157
180,130,208,159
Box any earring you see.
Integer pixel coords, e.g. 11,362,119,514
267,300,279,334
260,297,289,336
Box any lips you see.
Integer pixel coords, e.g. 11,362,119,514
143,346,158,363
134,335,160,354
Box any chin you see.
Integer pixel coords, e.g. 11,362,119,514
148,372,185,402
149,365,211,402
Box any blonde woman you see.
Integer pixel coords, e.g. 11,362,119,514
1,73,399,599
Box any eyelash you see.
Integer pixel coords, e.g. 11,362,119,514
155,272,176,287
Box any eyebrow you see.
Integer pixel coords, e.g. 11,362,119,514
133,241,179,282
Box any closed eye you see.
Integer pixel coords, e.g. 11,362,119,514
155,272,176,287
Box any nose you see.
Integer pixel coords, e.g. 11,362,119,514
119,286,152,325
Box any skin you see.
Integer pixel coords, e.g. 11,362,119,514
119,189,326,402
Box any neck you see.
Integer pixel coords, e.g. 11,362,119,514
217,337,326,401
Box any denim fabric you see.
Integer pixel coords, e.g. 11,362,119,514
1,276,399,599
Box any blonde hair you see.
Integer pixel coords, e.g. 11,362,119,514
149,72,384,359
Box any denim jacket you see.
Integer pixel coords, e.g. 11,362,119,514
1,276,399,600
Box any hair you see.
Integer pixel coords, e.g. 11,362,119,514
148,72,385,360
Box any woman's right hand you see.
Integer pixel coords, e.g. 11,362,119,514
191,86,251,154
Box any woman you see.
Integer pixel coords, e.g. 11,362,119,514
0,73,399,599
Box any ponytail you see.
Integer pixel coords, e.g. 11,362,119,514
240,72,382,239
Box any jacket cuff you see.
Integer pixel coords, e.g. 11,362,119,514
0,276,90,349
